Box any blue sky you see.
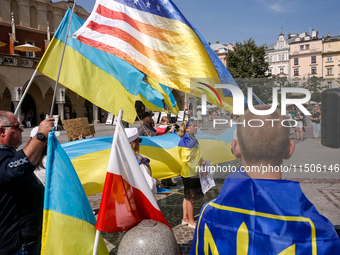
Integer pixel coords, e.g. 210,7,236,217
74,0,340,46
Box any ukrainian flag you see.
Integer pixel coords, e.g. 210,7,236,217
138,81,167,113
62,127,236,196
191,175,340,254
37,9,144,124
42,130,108,254
148,77,179,115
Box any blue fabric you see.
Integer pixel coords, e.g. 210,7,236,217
55,9,143,96
135,154,150,167
139,81,165,109
190,170,340,254
45,130,96,225
178,133,199,149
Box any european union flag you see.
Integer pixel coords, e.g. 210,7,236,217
190,175,340,254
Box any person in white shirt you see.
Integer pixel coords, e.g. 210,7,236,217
196,109,203,128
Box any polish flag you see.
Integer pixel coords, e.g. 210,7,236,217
96,110,170,232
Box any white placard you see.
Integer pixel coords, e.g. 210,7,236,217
177,111,184,122
199,160,215,194
106,113,114,125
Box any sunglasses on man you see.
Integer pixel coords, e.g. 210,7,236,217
1,125,21,130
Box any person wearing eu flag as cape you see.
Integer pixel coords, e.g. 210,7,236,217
190,105,340,255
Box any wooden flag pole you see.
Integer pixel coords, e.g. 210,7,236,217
136,114,150,136
49,0,77,117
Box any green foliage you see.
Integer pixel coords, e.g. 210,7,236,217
227,38,269,78
302,77,326,102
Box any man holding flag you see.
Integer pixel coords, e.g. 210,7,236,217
0,111,54,255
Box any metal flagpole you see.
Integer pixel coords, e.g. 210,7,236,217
49,0,77,117
92,230,101,255
14,69,38,116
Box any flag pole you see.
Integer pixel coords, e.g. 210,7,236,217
14,70,38,116
49,0,77,117
136,114,150,136
92,230,101,255
92,109,124,255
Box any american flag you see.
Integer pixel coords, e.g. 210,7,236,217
74,0,238,110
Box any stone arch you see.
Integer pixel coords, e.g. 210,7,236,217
32,75,55,99
0,74,15,96
170,89,183,110
0,87,12,111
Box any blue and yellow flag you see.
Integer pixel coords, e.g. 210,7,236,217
42,130,108,254
138,81,166,113
190,172,340,254
62,127,236,196
37,9,144,124
148,77,179,115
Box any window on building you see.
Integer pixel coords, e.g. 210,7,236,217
282,54,284,61
10,0,20,25
278,55,282,61
311,56,316,63
327,81,332,89
305,44,310,50
300,45,304,50
268,68,272,75
311,67,317,75
327,68,333,75
279,67,284,73
30,6,37,28
269,56,273,62
47,11,54,32
25,41,35,58
294,68,299,76
294,58,299,65
327,55,333,62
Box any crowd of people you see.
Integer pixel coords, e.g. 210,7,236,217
1,101,336,255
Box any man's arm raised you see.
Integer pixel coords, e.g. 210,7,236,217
23,118,54,165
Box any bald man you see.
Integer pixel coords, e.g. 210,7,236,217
190,105,340,254
0,111,54,255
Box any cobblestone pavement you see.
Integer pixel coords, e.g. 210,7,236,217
88,178,223,255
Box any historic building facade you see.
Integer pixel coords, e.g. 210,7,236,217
322,35,340,89
265,33,292,78
289,31,323,87
0,0,113,125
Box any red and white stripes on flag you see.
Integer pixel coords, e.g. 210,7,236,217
96,110,170,232
73,0,222,94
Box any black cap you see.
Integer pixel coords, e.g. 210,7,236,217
141,112,154,119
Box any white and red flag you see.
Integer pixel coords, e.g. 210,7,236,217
96,110,170,232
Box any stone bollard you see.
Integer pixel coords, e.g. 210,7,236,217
117,219,180,255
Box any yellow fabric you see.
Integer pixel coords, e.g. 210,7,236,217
71,140,235,196
178,146,203,178
147,77,179,115
41,210,108,255
36,38,138,123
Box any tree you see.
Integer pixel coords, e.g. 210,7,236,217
227,38,273,105
227,38,269,78
302,77,326,102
